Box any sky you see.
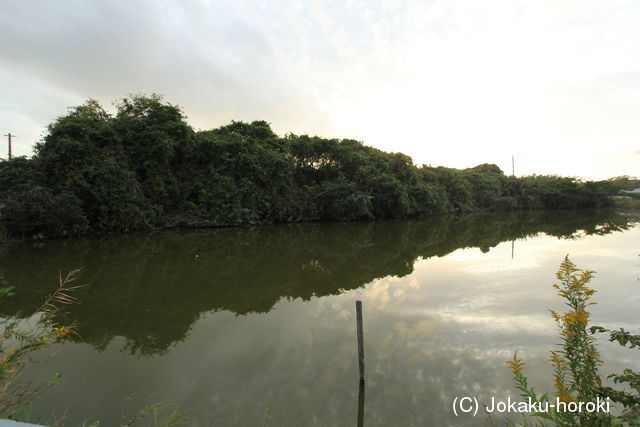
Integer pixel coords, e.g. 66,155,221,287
1,0,639,180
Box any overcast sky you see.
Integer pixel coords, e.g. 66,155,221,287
1,0,639,179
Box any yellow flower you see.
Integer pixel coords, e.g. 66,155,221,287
507,353,525,377
53,326,70,339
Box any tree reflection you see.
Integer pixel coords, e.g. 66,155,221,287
0,210,636,355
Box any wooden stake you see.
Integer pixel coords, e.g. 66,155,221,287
356,300,365,381
357,378,365,427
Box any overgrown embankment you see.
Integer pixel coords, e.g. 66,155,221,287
0,95,622,239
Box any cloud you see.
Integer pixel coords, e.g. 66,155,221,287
0,1,333,132
1,0,639,178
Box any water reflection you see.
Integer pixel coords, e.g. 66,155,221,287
357,379,365,427
0,210,636,356
1,211,639,426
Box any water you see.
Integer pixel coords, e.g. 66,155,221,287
1,211,638,426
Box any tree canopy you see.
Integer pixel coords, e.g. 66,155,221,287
0,95,621,239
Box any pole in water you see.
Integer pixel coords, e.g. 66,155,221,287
356,300,365,381
357,377,365,427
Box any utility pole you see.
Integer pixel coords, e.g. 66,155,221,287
511,155,515,177
4,133,15,160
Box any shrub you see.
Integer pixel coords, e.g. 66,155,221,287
508,257,640,425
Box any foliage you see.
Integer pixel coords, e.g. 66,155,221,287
0,186,88,239
590,326,640,423
1,271,187,425
507,257,640,425
0,270,81,420
120,400,187,427
0,95,622,239
548,257,601,407
607,176,640,192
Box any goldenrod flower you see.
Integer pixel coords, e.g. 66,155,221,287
507,353,525,377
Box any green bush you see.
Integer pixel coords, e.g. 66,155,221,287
0,95,622,239
0,186,88,239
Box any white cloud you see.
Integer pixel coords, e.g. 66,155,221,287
0,0,638,178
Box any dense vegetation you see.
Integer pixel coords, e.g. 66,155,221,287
0,95,624,239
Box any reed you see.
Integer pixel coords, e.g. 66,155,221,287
0,269,81,419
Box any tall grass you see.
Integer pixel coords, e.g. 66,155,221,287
0,269,81,419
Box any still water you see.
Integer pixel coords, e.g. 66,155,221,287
1,211,639,426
